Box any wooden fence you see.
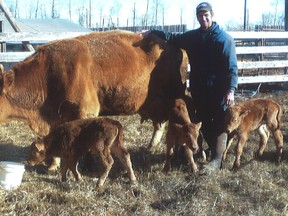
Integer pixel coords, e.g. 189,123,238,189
229,31,288,84
0,31,288,85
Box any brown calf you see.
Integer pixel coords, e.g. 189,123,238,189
164,98,206,173
223,98,283,169
27,118,136,187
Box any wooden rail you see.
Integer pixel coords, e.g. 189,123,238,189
0,31,287,84
229,31,288,84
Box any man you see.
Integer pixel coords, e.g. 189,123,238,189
141,2,238,173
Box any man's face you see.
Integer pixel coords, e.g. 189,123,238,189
197,10,213,31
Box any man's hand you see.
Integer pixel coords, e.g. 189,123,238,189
224,90,235,106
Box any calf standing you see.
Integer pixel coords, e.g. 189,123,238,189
164,98,206,174
223,98,283,169
27,118,136,187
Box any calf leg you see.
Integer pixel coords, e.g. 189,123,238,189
222,134,234,162
48,157,61,171
184,145,198,173
163,140,174,173
69,158,82,181
111,144,136,183
272,129,283,162
233,134,248,169
60,159,69,182
97,150,114,188
257,125,269,157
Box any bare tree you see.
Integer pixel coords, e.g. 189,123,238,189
162,5,165,29
35,0,39,18
69,0,72,21
153,0,159,26
273,0,279,26
99,7,103,29
144,0,149,28
109,1,122,28
14,0,19,18
77,4,85,26
40,3,48,19
89,0,92,28
51,0,59,18
132,2,136,29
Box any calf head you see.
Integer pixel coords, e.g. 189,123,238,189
27,137,47,166
225,105,249,133
174,122,202,151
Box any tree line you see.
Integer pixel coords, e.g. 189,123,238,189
6,0,285,32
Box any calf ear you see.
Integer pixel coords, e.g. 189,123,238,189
240,110,250,118
35,142,45,152
32,137,45,152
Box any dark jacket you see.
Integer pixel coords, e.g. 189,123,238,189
151,22,238,113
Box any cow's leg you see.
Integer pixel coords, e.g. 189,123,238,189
257,125,269,157
97,150,113,188
184,145,198,174
272,129,283,162
148,121,167,151
48,157,61,171
233,134,248,169
111,144,136,183
163,140,174,173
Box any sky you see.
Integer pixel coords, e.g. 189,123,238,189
3,0,285,30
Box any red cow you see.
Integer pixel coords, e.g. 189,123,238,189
0,30,186,169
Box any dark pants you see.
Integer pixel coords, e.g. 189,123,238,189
191,89,227,160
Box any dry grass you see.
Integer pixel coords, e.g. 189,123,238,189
1,90,288,215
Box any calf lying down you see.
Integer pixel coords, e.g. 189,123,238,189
223,98,283,169
27,118,136,187
164,98,206,174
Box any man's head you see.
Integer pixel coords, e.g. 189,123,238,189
196,2,214,31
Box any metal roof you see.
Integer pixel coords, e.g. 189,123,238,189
16,18,92,33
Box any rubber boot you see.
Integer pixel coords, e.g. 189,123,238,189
201,132,227,175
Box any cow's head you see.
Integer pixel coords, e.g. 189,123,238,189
224,105,249,133
27,137,47,166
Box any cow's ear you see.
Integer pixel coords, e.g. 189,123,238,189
0,64,4,93
3,70,15,90
0,64,4,74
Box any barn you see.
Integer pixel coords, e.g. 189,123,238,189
0,1,92,70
